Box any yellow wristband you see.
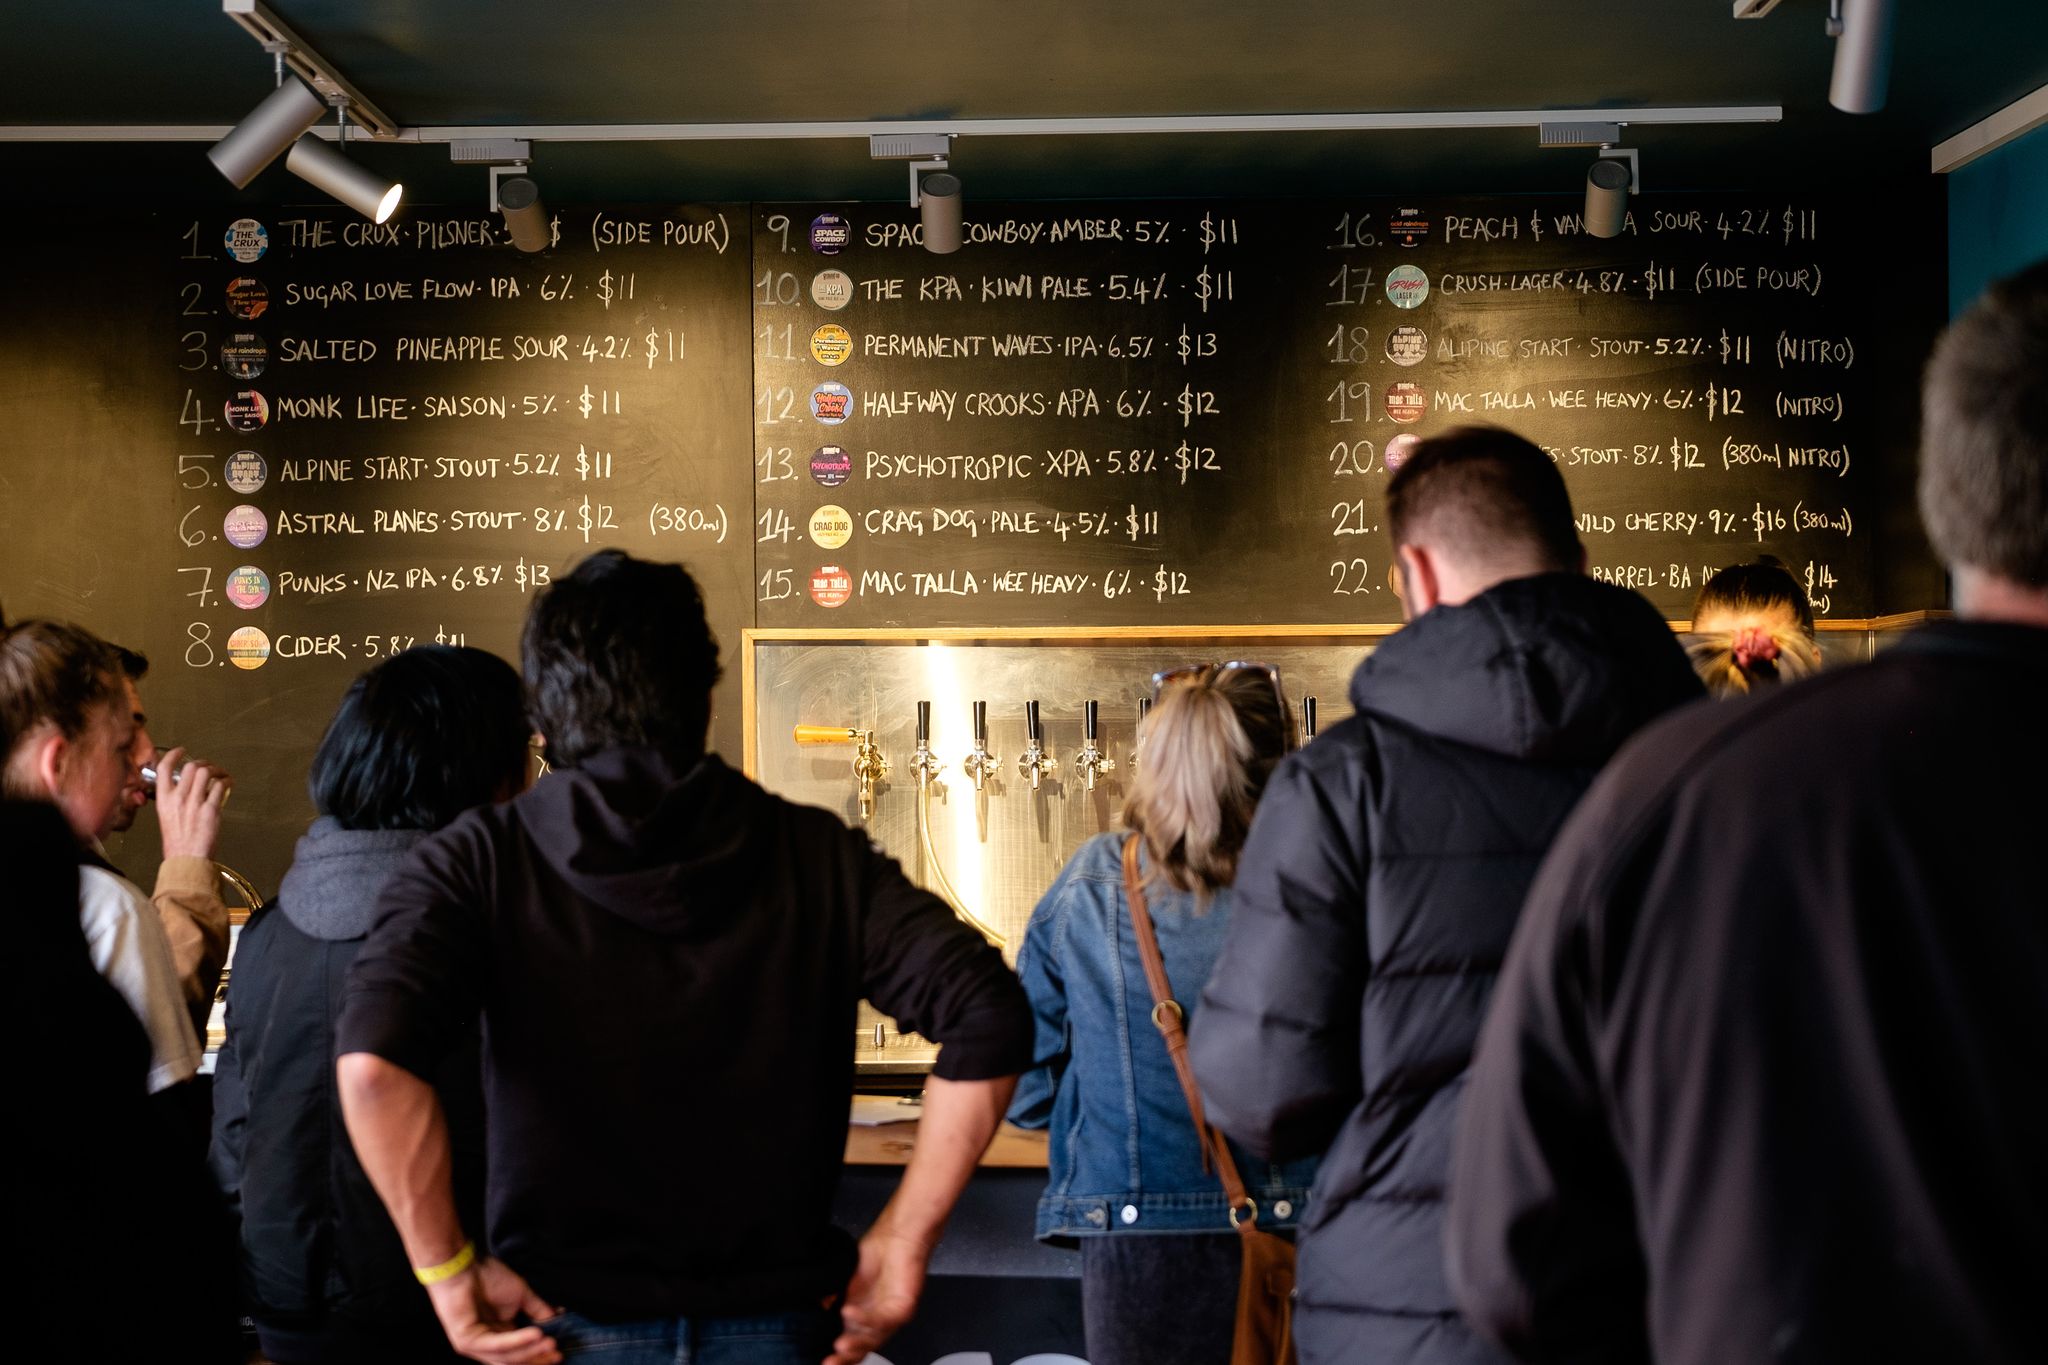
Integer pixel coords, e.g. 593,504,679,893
414,1240,477,1286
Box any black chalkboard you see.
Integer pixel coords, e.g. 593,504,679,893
751,195,1926,627
1,206,753,896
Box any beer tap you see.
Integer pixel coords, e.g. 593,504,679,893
1301,695,1318,746
962,700,998,792
1132,697,1152,769
1074,699,1116,792
791,725,888,822
1018,700,1056,791
909,700,944,788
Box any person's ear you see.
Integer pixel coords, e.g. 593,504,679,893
1397,543,1442,619
32,730,68,796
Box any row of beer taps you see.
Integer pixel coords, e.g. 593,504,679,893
797,695,1320,823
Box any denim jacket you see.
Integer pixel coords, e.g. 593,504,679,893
1008,832,1318,1241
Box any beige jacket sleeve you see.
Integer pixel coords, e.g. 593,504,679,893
152,854,229,1036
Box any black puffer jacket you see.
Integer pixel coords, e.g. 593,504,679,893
1189,573,1702,1365
210,820,483,1365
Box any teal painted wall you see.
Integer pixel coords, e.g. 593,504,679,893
1948,121,2048,315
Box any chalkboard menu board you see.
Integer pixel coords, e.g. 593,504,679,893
752,196,1906,626
0,191,1926,892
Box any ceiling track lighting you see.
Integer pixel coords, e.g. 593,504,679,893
1827,0,1896,115
455,141,552,254
286,97,404,223
1538,122,1638,239
872,133,962,255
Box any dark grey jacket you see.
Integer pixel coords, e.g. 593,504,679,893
1189,573,1701,1365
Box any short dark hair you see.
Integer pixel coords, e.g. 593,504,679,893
309,645,530,831
1,620,124,776
1920,260,2048,586
522,550,723,769
1385,426,1582,573
1692,556,1815,637
115,647,148,681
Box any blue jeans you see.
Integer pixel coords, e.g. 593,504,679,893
540,1308,839,1364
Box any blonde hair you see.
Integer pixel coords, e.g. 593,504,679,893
1686,621,1822,698
1124,667,1291,895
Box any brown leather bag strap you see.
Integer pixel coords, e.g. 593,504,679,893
1122,834,1259,1223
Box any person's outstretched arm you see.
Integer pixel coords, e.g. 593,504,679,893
828,1073,1016,1365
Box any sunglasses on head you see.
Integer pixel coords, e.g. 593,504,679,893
1149,662,1291,739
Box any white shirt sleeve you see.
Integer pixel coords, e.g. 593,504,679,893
78,866,202,1094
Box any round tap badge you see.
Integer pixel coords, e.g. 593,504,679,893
226,626,271,670
225,277,269,320
1385,326,1428,366
1384,265,1430,309
810,324,853,366
224,565,271,610
224,449,268,494
808,504,853,550
1389,208,1432,248
224,218,269,263
809,213,851,255
1385,382,1427,424
810,382,852,425
1383,432,1424,471
809,564,853,609
220,332,268,380
811,269,854,310
810,444,852,487
223,504,269,549
224,389,268,432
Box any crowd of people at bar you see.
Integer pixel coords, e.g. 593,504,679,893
9,262,2045,1365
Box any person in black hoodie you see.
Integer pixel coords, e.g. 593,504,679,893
211,644,529,1364
1188,426,1703,1365
1445,262,2048,1365
336,551,1032,1365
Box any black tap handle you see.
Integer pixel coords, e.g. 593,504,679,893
972,700,987,747
1303,695,1318,737
1085,699,1099,741
917,700,931,746
1025,699,1041,742
1138,697,1152,723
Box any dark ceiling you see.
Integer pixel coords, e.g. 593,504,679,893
2,1,2043,204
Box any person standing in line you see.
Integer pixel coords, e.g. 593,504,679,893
1445,262,2048,1364
212,646,531,1365
1187,426,1703,1365
336,551,1032,1365
1684,555,1823,697
1008,663,1319,1365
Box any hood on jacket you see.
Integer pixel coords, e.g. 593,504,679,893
276,818,429,940
515,749,761,938
1351,572,1703,765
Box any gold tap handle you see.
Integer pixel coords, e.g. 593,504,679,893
793,725,862,745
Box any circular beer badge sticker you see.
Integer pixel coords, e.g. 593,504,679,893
808,504,853,550
811,269,854,310
1383,432,1423,471
810,382,852,425
224,218,269,263
224,450,268,494
226,627,271,670
810,444,852,487
225,277,269,320
1389,209,1432,248
810,324,853,366
224,565,271,610
1384,382,1427,424
809,564,853,609
224,390,268,432
1384,265,1430,309
223,504,269,549
809,213,851,255
1385,326,1428,366
221,332,268,379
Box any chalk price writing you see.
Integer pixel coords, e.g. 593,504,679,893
1175,385,1219,426
649,503,730,542
361,635,418,660
526,497,619,543
1105,274,1171,305
1152,566,1191,602
1804,561,1838,616
1721,330,1752,365
1174,327,1216,363
1194,267,1232,313
1197,213,1238,253
595,271,636,309
576,386,623,419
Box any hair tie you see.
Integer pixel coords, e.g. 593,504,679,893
1731,627,1780,670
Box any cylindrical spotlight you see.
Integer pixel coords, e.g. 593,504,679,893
920,172,963,255
207,78,326,188
287,136,403,223
1829,0,1895,114
499,176,549,253
1584,158,1632,239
